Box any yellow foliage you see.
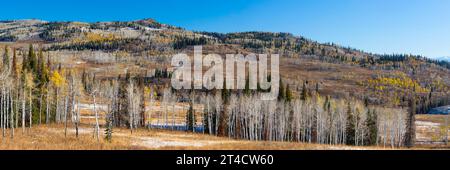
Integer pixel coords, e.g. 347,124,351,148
144,86,151,96
73,32,117,43
25,72,34,89
85,32,116,42
366,73,429,93
50,71,66,87
392,96,400,106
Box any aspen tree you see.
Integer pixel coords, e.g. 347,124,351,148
92,90,100,142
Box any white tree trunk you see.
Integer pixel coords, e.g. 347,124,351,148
93,92,100,142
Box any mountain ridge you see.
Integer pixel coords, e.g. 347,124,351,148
435,56,450,62
0,19,437,60
0,18,450,61
1,18,449,112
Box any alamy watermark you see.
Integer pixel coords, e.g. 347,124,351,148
171,46,279,100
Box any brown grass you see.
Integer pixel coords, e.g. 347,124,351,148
1,114,448,150
416,114,450,124
0,124,144,150
1,124,438,150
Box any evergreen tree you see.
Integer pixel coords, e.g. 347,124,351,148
202,105,209,134
104,114,113,142
323,95,331,112
345,102,355,145
81,69,88,91
11,48,17,78
222,80,230,103
37,48,43,73
38,48,49,87
404,98,416,147
278,78,285,100
300,81,309,101
285,84,293,102
116,73,129,126
315,82,319,93
363,96,370,107
28,44,37,72
366,109,378,145
244,76,250,96
186,101,195,132
138,74,146,127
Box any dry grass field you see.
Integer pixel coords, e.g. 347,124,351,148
3,101,445,150
415,114,450,148
0,122,447,150
0,124,376,150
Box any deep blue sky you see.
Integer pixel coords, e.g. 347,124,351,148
1,0,449,58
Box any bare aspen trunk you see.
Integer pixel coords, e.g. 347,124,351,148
191,92,195,133
148,89,153,129
15,89,19,128
5,88,10,138
64,96,68,137
75,98,80,138
172,104,175,131
46,86,49,124
56,89,60,123
164,98,167,130
71,85,76,138
1,87,5,137
129,89,134,133
9,89,14,138
39,93,42,125
22,86,25,133
93,93,100,142
29,88,32,130
445,113,449,145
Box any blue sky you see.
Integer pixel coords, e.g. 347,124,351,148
1,0,449,58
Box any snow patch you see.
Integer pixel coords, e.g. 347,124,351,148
416,121,440,127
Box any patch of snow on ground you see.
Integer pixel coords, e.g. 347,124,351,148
76,103,108,111
416,121,440,127
135,137,206,148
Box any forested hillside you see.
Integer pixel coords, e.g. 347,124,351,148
0,19,449,148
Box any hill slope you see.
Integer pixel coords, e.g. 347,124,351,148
1,19,449,112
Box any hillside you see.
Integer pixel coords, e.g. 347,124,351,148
1,19,449,111
0,18,449,150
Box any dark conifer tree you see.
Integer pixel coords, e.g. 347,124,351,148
138,74,146,127
278,78,285,100
301,81,309,101
28,44,37,73
366,109,378,145
11,48,17,78
346,102,355,145
404,98,416,147
285,84,293,102
186,101,195,132
244,76,250,96
104,114,113,142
